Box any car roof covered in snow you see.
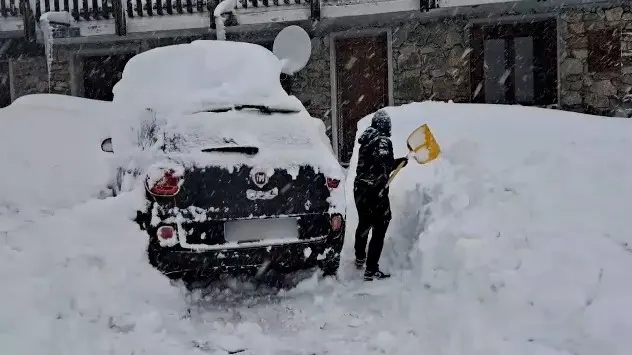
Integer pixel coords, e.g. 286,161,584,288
112,40,305,115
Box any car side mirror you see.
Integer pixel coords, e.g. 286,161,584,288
101,138,114,153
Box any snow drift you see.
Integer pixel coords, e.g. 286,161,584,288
345,101,632,354
2,99,632,355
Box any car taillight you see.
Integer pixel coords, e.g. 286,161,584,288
326,178,340,191
330,214,343,232
157,226,175,240
146,169,182,196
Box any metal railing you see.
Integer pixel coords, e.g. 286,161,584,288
1,0,21,17
235,0,309,9
1,0,443,40
32,0,114,21
126,0,210,17
125,0,310,17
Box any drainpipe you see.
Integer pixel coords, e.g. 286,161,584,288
214,0,237,41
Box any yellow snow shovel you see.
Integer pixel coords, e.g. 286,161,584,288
387,124,441,185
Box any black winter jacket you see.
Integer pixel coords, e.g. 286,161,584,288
355,127,407,191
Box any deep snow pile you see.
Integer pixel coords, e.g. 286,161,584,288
2,100,632,355
0,94,116,227
345,101,632,354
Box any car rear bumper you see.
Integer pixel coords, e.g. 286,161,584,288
150,234,343,279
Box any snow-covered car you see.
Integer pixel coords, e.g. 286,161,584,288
101,40,346,285
0,94,119,215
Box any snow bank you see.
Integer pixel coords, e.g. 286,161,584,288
112,40,304,115
345,101,632,354
3,95,632,355
0,94,116,222
0,193,193,355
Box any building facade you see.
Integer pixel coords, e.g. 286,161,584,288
1,0,631,163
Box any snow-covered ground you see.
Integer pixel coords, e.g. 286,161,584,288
1,100,632,355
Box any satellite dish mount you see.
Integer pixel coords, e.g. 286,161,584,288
272,25,312,75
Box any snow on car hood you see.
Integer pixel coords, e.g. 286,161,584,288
111,40,304,115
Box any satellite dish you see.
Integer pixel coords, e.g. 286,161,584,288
273,25,312,75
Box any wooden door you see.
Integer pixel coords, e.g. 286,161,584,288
335,34,389,164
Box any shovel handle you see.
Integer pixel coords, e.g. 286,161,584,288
387,160,407,186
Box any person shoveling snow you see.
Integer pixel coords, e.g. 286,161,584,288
353,109,442,281
353,110,410,280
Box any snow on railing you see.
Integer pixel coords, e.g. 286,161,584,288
1,0,21,17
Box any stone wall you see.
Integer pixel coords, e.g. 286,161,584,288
10,57,49,98
10,49,71,100
292,37,332,134
392,19,469,105
559,5,632,114
1,60,10,107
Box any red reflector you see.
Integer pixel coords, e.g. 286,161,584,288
331,215,342,232
157,226,175,240
326,178,340,190
147,169,182,196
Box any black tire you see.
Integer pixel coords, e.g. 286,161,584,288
319,254,341,277
320,262,340,277
319,229,344,277
146,238,187,281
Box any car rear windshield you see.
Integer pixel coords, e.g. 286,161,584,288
161,114,318,153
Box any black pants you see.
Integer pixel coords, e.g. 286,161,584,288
354,181,391,272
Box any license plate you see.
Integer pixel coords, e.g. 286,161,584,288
224,218,299,242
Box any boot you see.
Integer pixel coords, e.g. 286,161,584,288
364,269,391,281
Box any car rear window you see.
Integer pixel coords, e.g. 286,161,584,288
161,113,318,153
